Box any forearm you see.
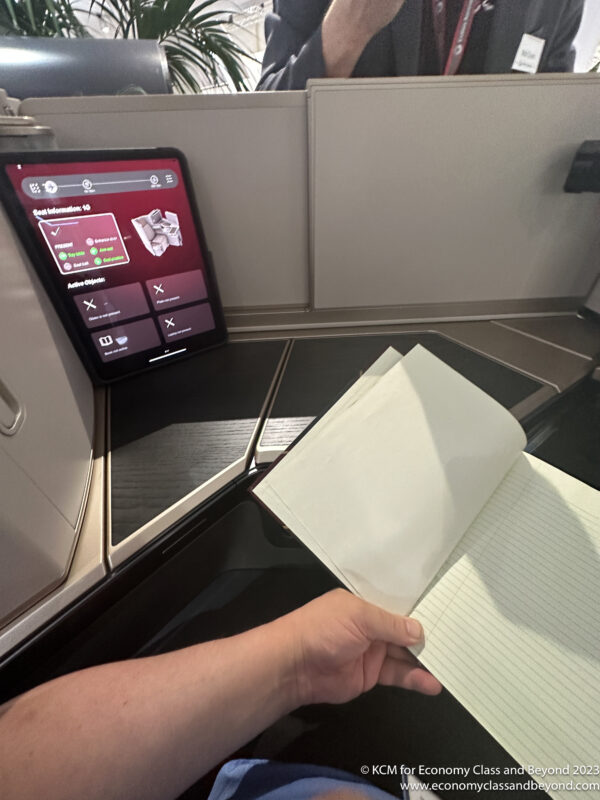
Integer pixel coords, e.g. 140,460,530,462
321,0,373,78
0,589,440,800
540,0,585,73
321,0,406,78
0,620,297,800
257,5,328,91
257,25,326,90
258,0,405,90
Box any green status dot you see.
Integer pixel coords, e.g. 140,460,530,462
94,257,102,266
59,252,67,261
90,247,98,255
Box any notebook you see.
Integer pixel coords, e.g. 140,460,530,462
252,345,600,800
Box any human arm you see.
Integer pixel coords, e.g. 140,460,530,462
256,0,330,91
0,588,441,800
539,0,585,73
256,0,406,90
321,0,407,79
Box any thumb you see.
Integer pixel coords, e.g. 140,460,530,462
356,600,424,647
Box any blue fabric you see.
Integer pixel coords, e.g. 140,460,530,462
206,759,406,800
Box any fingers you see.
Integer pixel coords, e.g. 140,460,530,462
353,593,424,648
386,642,414,660
379,650,442,696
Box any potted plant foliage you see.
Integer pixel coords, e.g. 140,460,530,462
0,0,251,92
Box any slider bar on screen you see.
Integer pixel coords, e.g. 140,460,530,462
149,348,187,362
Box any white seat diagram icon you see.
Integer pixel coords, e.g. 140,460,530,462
131,209,182,257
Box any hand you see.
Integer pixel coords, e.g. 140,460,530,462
278,589,442,707
322,0,407,78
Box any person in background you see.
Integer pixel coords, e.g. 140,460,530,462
0,589,441,800
257,0,585,91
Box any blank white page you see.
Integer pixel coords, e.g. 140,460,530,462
259,346,404,590
412,453,600,800
254,345,525,614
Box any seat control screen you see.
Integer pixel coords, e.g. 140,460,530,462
0,149,226,382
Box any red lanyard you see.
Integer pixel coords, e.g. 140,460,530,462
431,0,482,75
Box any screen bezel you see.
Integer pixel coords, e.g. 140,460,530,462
0,147,227,384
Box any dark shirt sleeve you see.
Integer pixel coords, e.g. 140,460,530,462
540,0,585,72
256,0,330,91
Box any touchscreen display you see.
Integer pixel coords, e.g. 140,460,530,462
0,149,225,382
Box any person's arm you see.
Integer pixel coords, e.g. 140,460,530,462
540,0,585,73
321,0,407,79
256,0,406,91
0,589,441,800
256,0,330,91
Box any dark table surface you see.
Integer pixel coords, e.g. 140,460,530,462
110,340,286,544
259,332,543,453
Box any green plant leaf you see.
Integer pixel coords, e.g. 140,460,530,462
1,0,251,89
0,0,88,35
88,0,250,91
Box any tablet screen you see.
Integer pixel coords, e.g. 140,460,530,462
0,149,226,382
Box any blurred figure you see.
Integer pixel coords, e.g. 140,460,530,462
257,0,584,90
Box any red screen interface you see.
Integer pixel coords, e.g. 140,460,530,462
6,157,218,371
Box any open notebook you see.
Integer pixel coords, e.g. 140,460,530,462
252,345,600,800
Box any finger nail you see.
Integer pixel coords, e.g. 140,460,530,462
405,618,423,641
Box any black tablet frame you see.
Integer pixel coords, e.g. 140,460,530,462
0,147,227,384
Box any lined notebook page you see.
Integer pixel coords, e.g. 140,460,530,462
412,453,600,800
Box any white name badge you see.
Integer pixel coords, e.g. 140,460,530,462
512,33,545,73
